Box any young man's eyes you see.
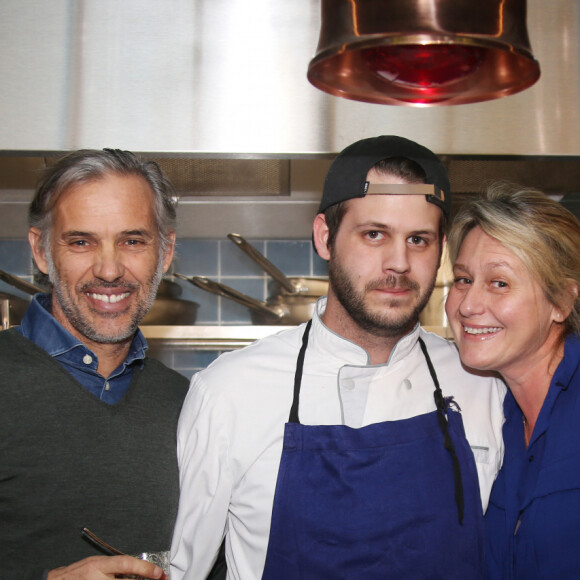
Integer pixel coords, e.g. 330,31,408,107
408,235,429,246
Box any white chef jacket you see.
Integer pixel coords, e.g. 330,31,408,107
171,297,506,580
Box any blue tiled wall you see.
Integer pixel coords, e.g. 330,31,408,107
0,237,328,378
146,344,226,381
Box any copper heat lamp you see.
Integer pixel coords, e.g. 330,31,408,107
307,0,541,106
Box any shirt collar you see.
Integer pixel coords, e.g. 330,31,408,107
552,333,580,391
311,296,421,366
18,293,148,364
503,333,580,446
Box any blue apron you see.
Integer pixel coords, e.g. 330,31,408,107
262,321,484,579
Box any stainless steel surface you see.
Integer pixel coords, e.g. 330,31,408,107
308,0,540,106
419,246,453,329
2,155,579,240
0,0,579,155
141,295,198,326
0,292,30,330
131,278,200,326
0,154,579,245
142,324,453,348
142,325,295,349
0,157,329,239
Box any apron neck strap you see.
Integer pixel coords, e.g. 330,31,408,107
289,319,312,424
418,337,465,525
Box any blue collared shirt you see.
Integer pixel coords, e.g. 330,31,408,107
484,333,580,579
17,293,148,404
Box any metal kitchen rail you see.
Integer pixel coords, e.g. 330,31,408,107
141,325,452,350
142,325,295,350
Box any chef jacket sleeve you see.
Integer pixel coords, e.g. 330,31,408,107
171,373,233,580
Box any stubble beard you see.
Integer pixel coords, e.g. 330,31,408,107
328,255,436,339
45,253,164,344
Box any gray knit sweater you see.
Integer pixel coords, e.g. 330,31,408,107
0,328,189,580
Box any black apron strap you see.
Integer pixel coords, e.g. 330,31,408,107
288,319,312,424
418,336,465,525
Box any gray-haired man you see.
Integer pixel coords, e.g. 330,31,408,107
0,149,223,580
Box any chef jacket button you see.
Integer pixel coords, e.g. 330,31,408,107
83,354,93,365
342,379,355,391
403,379,412,390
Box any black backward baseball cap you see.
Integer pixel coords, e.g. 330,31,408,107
318,135,451,219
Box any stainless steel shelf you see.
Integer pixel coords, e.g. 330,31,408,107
142,325,295,349
142,324,453,349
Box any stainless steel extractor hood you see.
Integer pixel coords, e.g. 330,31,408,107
0,0,579,156
1,153,580,240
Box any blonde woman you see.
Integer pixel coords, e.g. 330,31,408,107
445,183,580,579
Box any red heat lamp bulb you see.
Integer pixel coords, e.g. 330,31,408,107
361,44,486,104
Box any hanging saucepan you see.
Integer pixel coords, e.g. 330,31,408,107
0,270,45,327
0,269,198,325
227,233,328,297
0,292,32,329
177,274,318,325
141,277,199,325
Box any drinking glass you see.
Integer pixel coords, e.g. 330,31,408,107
135,551,171,579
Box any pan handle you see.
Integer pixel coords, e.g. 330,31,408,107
227,233,297,294
175,274,285,320
0,269,45,295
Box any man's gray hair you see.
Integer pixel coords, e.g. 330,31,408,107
29,148,178,255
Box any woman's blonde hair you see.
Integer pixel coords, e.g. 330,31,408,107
448,182,580,336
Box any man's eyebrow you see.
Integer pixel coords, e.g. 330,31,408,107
60,230,94,238
121,228,151,236
59,229,155,239
357,221,392,229
409,228,438,236
122,229,154,237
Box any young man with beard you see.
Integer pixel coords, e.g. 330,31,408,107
0,149,225,580
171,136,506,580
